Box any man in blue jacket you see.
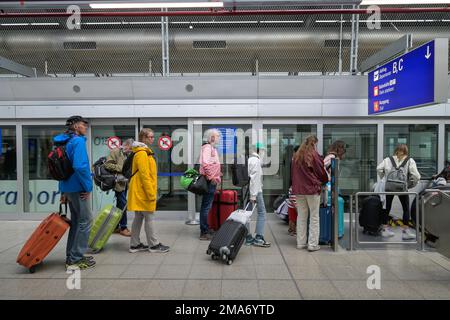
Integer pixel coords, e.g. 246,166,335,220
54,116,95,270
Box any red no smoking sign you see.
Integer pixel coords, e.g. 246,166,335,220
158,136,172,151
107,136,122,150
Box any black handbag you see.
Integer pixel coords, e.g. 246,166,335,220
187,174,210,195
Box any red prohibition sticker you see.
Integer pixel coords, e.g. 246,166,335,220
158,136,172,151
107,136,122,150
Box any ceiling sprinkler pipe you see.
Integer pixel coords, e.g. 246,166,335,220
1,7,450,18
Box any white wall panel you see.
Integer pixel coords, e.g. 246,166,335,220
15,105,135,119
0,105,15,118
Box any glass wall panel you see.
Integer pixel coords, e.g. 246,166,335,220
384,124,438,179
446,125,450,167
143,124,188,211
91,125,135,213
0,126,17,213
23,125,66,213
193,124,253,211
324,124,377,195
262,124,317,209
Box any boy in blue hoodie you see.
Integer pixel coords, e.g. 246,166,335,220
54,116,95,270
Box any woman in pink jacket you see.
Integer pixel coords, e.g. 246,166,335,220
199,129,222,240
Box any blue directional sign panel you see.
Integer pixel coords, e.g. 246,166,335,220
368,41,436,115
215,127,237,155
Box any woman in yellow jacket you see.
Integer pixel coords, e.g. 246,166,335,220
128,128,170,253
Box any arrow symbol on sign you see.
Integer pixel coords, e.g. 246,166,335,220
425,46,431,59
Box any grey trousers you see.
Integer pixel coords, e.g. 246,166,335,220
130,211,158,247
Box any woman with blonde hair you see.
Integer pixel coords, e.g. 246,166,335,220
128,128,170,253
377,144,420,240
291,135,328,252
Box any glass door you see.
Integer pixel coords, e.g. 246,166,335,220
192,120,254,211
90,121,137,213
142,121,188,212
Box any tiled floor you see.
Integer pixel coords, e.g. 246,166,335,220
1,215,450,300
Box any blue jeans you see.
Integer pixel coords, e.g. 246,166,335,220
115,190,128,229
200,183,216,234
65,192,93,264
246,192,267,236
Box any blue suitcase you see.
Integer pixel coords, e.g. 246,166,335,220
319,197,344,244
319,206,332,244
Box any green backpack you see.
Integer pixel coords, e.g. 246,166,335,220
180,168,200,190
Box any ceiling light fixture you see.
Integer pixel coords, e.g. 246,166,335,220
89,2,224,9
360,0,450,5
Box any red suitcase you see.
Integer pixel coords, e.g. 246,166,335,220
17,205,70,273
208,190,238,231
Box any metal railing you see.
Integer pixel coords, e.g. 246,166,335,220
350,191,420,250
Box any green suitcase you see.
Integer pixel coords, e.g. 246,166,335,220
88,204,123,252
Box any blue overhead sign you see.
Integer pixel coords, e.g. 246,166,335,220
368,39,448,115
215,127,237,155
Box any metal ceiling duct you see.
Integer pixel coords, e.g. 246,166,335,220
0,27,449,74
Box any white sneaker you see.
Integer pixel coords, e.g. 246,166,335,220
297,244,308,250
381,228,395,238
402,228,416,240
307,245,321,252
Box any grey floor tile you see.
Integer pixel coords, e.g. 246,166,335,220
226,252,255,266
288,265,328,280
313,254,349,266
120,264,160,279
296,280,342,300
101,253,137,265
154,264,191,279
377,280,425,299
418,265,450,281
387,265,435,281
255,265,291,280
193,253,217,265
222,265,257,280
283,254,320,267
188,264,223,280
258,280,301,299
406,281,450,300
0,279,47,298
182,279,221,298
332,280,382,300
132,253,165,265
102,279,150,298
84,264,129,279
344,253,378,266
253,254,285,265
24,279,77,298
162,253,195,265
142,279,186,298
221,280,259,299
64,279,114,298
321,265,367,280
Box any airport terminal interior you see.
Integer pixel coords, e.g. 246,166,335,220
1,0,450,300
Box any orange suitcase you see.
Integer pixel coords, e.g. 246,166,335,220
17,205,70,273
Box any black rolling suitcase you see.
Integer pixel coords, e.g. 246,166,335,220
359,195,383,235
207,220,248,265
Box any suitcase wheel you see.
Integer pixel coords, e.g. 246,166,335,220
227,259,233,265
211,254,219,260
206,249,211,255
29,265,36,274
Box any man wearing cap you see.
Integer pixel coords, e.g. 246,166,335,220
53,115,95,270
245,142,271,247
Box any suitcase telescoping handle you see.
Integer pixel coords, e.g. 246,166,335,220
244,202,257,214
